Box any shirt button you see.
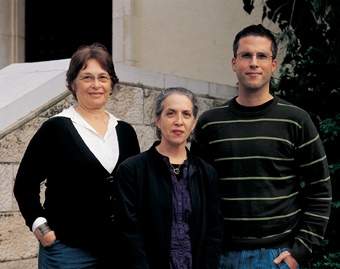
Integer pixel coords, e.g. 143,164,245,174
105,175,114,183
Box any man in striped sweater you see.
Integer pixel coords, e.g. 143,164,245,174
191,24,332,269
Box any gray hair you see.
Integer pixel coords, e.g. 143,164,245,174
154,87,198,140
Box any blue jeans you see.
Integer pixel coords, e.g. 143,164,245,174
38,240,99,269
219,248,299,269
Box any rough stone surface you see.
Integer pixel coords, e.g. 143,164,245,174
213,98,227,107
197,96,216,117
40,94,74,118
143,88,161,125
0,258,38,269
108,85,144,124
0,164,13,211
0,213,38,262
0,117,46,163
0,258,37,269
11,164,19,211
133,125,155,152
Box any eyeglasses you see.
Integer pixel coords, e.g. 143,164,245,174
77,73,111,84
236,52,274,62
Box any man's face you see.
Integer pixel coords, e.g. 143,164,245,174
232,35,277,93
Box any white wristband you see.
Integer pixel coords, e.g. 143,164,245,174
32,217,47,232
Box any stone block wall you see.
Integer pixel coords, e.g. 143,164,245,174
0,83,226,267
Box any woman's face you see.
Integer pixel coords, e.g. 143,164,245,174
73,59,112,110
156,93,196,148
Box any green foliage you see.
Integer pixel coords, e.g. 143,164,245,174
320,114,340,143
320,114,340,171
310,252,340,268
332,201,340,209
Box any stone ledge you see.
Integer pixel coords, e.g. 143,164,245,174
115,62,237,99
0,258,37,269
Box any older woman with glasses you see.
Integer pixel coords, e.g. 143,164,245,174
14,43,140,268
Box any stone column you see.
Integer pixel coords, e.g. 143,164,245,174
0,0,25,69
112,0,136,66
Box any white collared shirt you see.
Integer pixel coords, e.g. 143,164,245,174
56,106,120,173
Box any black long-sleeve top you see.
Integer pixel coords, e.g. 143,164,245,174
14,116,140,253
115,142,223,269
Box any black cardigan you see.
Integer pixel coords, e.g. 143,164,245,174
115,142,223,269
14,116,140,252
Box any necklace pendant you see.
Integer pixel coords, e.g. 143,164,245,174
173,167,180,175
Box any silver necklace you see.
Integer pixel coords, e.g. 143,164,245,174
171,164,181,175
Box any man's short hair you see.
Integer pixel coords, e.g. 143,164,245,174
233,24,278,59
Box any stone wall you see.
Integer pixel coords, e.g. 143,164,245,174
0,83,226,268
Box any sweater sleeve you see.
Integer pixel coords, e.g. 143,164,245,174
290,114,332,264
115,161,150,269
124,122,140,157
116,121,140,162
201,162,223,269
191,116,214,165
13,122,51,230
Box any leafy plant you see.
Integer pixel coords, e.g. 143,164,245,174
311,252,340,268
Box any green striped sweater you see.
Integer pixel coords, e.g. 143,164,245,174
191,96,332,263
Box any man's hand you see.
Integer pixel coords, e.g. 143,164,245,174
34,228,56,247
273,250,298,269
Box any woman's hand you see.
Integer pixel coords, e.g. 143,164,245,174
273,250,299,269
34,226,56,247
